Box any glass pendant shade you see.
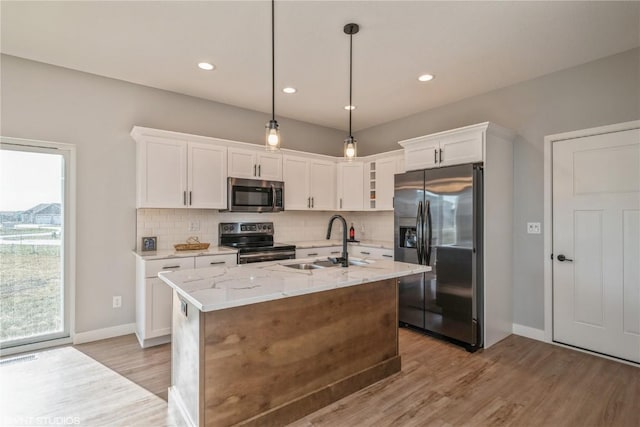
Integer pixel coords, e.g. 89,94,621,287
265,119,280,151
344,137,357,161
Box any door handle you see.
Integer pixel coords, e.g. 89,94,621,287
258,164,261,177
189,191,192,206
254,164,257,176
557,254,573,262
312,197,314,208
439,148,443,163
307,197,311,208
434,149,438,164
425,200,432,265
340,198,343,209
416,201,423,264
183,191,187,206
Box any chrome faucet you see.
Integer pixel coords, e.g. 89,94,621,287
326,214,349,267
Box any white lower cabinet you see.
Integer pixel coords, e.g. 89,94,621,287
295,245,393,261
296,246,343,259
351,246,393,260
135,253,237,348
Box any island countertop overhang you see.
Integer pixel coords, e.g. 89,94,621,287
158,258,430,312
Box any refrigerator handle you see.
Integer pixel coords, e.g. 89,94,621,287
416,201,423,264
425,200,433,265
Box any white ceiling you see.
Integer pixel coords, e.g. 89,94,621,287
2,1,639,131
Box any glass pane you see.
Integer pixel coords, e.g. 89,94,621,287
0,149,64,345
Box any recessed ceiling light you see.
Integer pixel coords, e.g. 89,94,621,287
198,62,215,71
344,105,356,110
282,87,297,94
418,74,435,82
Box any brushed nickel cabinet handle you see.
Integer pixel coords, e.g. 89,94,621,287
162,265,180,269
439,148,443,163
434,149,438,164
360,251,371,255
307,252,318,256
258,164,261,177
382,254,393,258
254,164,257,176
209,261,225,265
189,191,192,205
183,191,187,206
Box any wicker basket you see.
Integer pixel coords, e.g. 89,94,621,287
174,237,210,251
174,243,210,251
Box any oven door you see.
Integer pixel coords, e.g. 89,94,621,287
227,178,284,212
239,250,296,264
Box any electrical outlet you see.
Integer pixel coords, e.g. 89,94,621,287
527,222,541,234
189,221,200,232
113,296,122,308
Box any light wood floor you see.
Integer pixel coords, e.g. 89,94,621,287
6,329,640,426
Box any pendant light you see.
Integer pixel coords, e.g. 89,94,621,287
265,0,280,151
343,23,359,161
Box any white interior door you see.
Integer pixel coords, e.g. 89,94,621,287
553,128,640,363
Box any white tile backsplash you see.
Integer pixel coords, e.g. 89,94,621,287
136,209,394,251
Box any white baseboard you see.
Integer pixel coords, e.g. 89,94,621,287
73,323,136,345
512,323,546,342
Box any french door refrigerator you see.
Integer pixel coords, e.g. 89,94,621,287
394,163,483,350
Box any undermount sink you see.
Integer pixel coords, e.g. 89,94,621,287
283,258,372,270
284,263,324,270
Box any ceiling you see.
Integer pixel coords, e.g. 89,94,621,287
2,1,639,131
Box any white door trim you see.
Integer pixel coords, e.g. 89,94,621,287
543,120,640,344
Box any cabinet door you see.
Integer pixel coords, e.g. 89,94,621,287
188,143,227,209
147,277,172,338
309,160,336,210
228,147,257,179
375,157,397,210
337,162,364,211
403,138,439,171
283,155,310,210
137,136,187,208
439,129,483,166
256,153,283,181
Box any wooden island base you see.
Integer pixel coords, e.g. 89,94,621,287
169,278,400,427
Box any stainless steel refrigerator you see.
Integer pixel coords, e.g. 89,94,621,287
394,163,483,350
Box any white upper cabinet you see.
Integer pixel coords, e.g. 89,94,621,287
364,152,402,211
399,124,485,171
309,159,336,210
133,128,227,209
283,155,310,210
336,162,364,211
188,143,227,209
136,135,188,208
283,154,335,210
228,146,282,180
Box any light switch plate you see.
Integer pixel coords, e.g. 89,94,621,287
189,221,200,232
527,222,541,234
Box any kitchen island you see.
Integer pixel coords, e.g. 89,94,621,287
159,258,429,427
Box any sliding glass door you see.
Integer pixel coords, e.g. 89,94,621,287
0,141,73,350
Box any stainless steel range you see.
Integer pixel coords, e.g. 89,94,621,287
219,222,296,264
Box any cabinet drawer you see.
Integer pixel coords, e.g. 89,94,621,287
296,246,342,259
145,257,195,278
353,247,394,260
195,254,238,268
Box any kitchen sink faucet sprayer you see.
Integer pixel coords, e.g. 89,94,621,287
326,214,349,267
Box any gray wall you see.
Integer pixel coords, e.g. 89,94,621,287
357,48,640,329
0,54,345,333
2,48,638,334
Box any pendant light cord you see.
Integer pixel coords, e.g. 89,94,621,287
348,30,353,138
271,0,275,122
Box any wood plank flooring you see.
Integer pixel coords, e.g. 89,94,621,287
4,328,639,426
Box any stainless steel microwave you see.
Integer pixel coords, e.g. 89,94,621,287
226,177,284,212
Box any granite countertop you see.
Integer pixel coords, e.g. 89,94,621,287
133,246,238,260
158,258,429,312
289,240,394,250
